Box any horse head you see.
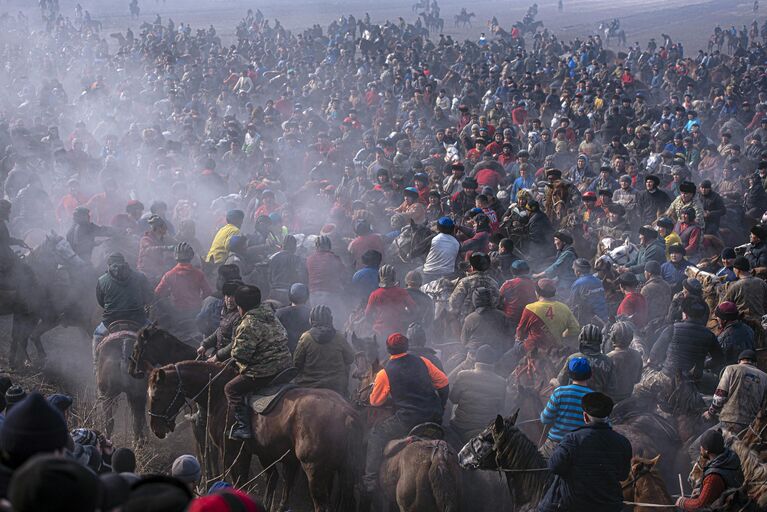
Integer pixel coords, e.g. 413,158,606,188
130,323,160,378
623,455,667,503
147,366,183,439
458,411,520,470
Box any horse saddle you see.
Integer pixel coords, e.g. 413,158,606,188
383,423,446,459
248,367,299,415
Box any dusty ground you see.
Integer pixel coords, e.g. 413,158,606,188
0,0,761,506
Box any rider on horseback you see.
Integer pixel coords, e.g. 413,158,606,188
364,332,449,493
224,285,292,440
93,253,152,359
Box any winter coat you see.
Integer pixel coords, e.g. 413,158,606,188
96,269,152,327
650,320,723,377
538,423,632,512
293,327,354,397
231,305,293,379
450,362,507,437
710,362,767,426
718,321,755,366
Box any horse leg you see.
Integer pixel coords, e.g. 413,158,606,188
274,456,300,512
100,393,116,439
10,312,36,368
126,389,147,443
303,462,334,512
262,465,281,512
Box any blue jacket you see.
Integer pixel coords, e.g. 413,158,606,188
544,246,577,288
539,423,632,512
570,274,608,323
660,259,691,289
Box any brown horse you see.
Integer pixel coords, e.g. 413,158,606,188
128,324,215,475
379,436,462,512
94,324,146,441
147,361,362,512
622,456,673,512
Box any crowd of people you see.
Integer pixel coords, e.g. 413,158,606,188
0,0,765,510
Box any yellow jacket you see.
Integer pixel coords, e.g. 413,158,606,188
206,223,240,263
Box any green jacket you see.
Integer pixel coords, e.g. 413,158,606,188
231,305,292,378
293,328,354,397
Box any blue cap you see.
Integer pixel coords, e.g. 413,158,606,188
404,187,419,196
268,212,282,223
511,260,530,271
437,216,454,227
470,207,483,214
207,481,233,494
568,357,591,377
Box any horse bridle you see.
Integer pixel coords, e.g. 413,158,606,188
147,361,234,430
147,363,189,430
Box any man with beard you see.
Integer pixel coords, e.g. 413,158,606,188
636,174,671,224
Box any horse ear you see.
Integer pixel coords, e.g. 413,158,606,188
156,369,165,383
494,414,504,432
649,454,661,466
509,409,519,425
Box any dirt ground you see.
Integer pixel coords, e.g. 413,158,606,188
0,0,761,506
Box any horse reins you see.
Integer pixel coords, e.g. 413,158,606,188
147,360,233,429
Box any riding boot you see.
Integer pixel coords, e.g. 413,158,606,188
228,405,253,440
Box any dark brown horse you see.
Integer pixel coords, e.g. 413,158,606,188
147,361,362,512
128,323,198,378
94,323,146,441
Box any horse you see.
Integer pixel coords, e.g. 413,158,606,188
458,413,552,511
454,11,475,29
128,324,216,475
379,432,462,512
94,322,146,441
389,219,435,277
419,12,444,33
599,21,627,47
147,361,362,511
24,233,99,360
622,456,673,512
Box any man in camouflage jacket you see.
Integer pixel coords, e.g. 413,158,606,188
224,285,293,440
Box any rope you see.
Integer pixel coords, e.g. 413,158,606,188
622,501,676,508
498,467,549,473
239,449,292,490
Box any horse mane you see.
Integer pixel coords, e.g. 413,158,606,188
495,421,552,508
728,438,767,507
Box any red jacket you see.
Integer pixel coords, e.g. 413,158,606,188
306,250,346,293
500,277,537,323
616,291,648,328
365,286,416,335
155,263,213,312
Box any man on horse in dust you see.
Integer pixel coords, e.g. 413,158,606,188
224,285,293,440
364,332,449,494
93,253,153,361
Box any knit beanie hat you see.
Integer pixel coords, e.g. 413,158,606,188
0,393,68,461
112,447,137,473
5,385,26,412
171,454,201,484
386,333,409,355
123,475,193,512
9,454,101,512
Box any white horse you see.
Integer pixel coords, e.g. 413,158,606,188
595,237,639,267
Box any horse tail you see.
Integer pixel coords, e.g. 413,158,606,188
338,411,364,511
428,441,461,512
